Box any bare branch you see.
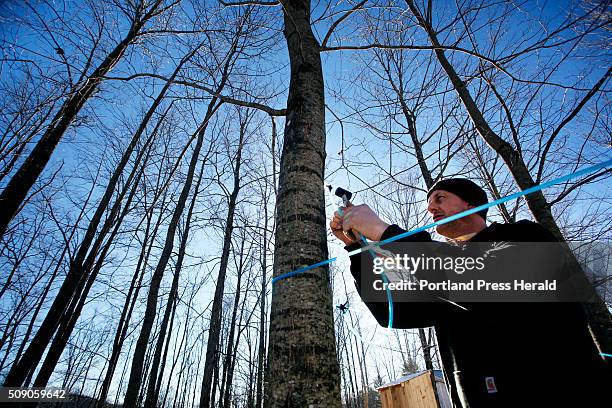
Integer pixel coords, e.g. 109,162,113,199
550,169,612,206
103,73,286,116
537,66,612,183
219,0,280,6
322,42,600,91
321,1,367,49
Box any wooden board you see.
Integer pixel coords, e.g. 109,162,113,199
379,371,439,408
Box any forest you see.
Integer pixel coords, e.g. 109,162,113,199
0,0,610,407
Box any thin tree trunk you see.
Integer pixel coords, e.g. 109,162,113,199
418,328,433,371
354,319,369,391
343,324,356,408
355,325,369,408
255,189,270,408
153,296,177,404
221,239,247,408
347,312,368,408
346,329,360,406
265,1,341,407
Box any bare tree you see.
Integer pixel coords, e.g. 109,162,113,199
122,90,222,408
0,0,179,238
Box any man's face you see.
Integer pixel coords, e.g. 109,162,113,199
427,190,472,237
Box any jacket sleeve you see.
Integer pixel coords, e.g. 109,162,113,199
346,224,466,329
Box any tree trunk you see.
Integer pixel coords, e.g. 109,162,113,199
255,184,270,408
418,328,433,371
221,240,246,408
265,1,341,407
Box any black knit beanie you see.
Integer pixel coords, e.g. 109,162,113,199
427,178,488,220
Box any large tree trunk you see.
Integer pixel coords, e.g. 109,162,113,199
405,0,611,355
0,0,163,239
264,1,341,407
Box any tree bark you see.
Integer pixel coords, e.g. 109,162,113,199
264,1,341,407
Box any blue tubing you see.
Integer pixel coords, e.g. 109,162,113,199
340,206,395,330
359,235,394,329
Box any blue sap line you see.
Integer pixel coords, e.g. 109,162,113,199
271,158,612,329
339,204,394,329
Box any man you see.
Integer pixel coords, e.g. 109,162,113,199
330,178,608,407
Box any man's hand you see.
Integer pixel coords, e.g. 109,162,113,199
330,203,358,245
329,202,390,244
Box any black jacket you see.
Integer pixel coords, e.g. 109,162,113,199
346,220,609,407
